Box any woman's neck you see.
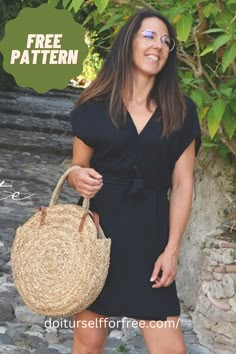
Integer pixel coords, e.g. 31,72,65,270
124,72,156,107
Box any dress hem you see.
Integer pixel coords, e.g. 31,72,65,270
86,307,181,321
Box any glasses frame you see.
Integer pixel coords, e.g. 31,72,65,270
139,29,175,53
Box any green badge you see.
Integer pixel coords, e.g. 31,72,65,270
0,3,88,93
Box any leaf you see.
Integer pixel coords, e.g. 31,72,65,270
215,12,234,28
94,0,109,14
181,77,194,85
173,14,182,24
83,10,97,26
68,1,74,10
200,44,214,56
202,142,219,148
222,108,236,139
203,5,212,18
176,14,192,42
222,43,236,72
72,0,84,12
213,34,232,53
226,0,236,14
168,7,183,23
199,106,209,122
207,98,226,138
191,91,202,107
214,98,226,119
219,87,233,97
203,28,226,34
207,111,221,139
98,13,124,33
230,100,236,114
62,0,71,8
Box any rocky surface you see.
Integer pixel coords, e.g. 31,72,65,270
0,87,215,353
193,232,236,354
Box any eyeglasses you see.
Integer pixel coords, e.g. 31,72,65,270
138,29,175,52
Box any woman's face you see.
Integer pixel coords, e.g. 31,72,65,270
132,17,171,78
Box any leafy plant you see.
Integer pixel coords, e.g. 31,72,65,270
55,0,236,159
76,31,103,87
116,344,130,352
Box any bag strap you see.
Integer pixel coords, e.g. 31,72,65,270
49,165,89,209
47,166,107,240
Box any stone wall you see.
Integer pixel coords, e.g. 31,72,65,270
192,231,236,354
176,151,235,309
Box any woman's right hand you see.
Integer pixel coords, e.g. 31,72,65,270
70,167,103,199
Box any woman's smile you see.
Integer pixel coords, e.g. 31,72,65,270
132,17,170,76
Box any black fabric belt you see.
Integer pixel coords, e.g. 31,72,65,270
102,174,168,198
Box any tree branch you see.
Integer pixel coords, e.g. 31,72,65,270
202,67,217,90
177,47,198,75
109,0,156,11
192,27,203,77
109,0,137,10
231,60,236,76
218,126,236,158
178,44,217,91
135,0,157,11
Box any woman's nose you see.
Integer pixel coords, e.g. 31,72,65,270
152,37,162,49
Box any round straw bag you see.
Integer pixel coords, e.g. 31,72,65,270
11,165,111,317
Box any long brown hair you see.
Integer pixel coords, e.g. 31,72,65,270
77,10,186,138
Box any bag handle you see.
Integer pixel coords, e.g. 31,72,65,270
49,165,90,209
48,165,107,240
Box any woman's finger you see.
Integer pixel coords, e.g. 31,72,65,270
152,271,176,288
82,176,103,186
76,183,102,193
150,261,161,282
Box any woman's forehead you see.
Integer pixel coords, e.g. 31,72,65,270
139,17,169,33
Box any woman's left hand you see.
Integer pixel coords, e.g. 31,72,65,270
150,249,178,288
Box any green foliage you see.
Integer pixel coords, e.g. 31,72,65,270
94,0,109,14
176,14,192,42
116,344,130,352
72,0,236,159
207,98,225,139
54,0,236,158
50,0,109,13
77,32,103,86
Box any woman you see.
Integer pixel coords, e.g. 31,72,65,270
67,9,201,354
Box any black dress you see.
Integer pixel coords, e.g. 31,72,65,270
70,97,201,321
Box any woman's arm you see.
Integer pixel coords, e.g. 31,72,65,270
150,139,196,288
165,139,196,256
67,137,103,199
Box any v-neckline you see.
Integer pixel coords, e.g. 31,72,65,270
127,108,157,136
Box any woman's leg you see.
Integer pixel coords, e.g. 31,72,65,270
137,316,187,354
72,309,109,354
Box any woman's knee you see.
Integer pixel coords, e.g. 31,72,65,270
72,310,108,354
73,327,107,354
138,316,187,354
75,336,106,354
161,340,186,354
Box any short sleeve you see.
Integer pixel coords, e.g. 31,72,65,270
70,102,95,148
171,97,201,163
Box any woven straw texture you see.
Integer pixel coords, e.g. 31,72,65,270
11,166,111,317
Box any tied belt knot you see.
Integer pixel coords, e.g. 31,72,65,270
128,164,145,197
127,176,145,197
102,170,168,199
